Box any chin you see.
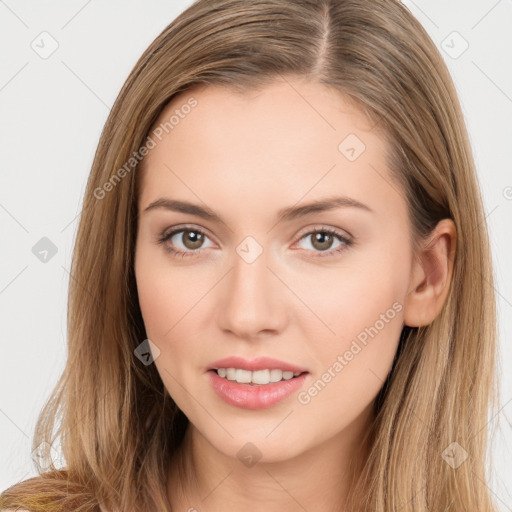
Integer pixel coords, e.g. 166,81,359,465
204,429,312,466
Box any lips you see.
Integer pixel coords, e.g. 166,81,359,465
207,369,309,409
207,356,309,374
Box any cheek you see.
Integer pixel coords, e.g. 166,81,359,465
299,248,407,338
135,244,203,338
299,250,407,404
135,261,173,337
297,296,403,424
134,245,213,395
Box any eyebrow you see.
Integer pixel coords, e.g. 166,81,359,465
143,195,373,224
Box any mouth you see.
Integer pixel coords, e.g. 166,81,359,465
209,368,308,385
207,368,309,409
206,356,310,408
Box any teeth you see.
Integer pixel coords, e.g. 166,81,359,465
215,368,302,385
235,369,252,383
269,369,282,382
252,369,270,384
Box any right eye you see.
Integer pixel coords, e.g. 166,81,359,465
157,225,215,258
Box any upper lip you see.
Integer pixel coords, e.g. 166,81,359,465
208,356,309,374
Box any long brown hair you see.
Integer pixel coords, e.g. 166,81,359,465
1,0,499,510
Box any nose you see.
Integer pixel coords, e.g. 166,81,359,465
216,247,288,340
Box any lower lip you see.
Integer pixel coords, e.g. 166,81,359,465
207,370,308,410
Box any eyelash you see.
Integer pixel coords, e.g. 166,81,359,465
156,224,353,259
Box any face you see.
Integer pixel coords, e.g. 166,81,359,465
134,78,413,463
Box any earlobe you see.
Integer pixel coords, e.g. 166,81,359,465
403,219,457,328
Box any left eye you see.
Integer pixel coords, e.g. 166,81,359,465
157,225,352,259
295,228,352,257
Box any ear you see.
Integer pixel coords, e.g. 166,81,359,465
403,218,457,328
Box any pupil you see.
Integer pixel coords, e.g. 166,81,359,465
185,230,203,248
314,232,332,250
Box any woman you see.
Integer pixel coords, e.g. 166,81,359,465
0,0,499,510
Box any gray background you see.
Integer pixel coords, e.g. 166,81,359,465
1,0,511,508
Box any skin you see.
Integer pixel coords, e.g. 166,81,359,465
134,77,456,512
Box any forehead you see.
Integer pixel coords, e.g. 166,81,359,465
154,79,377,146
137,79,403,221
